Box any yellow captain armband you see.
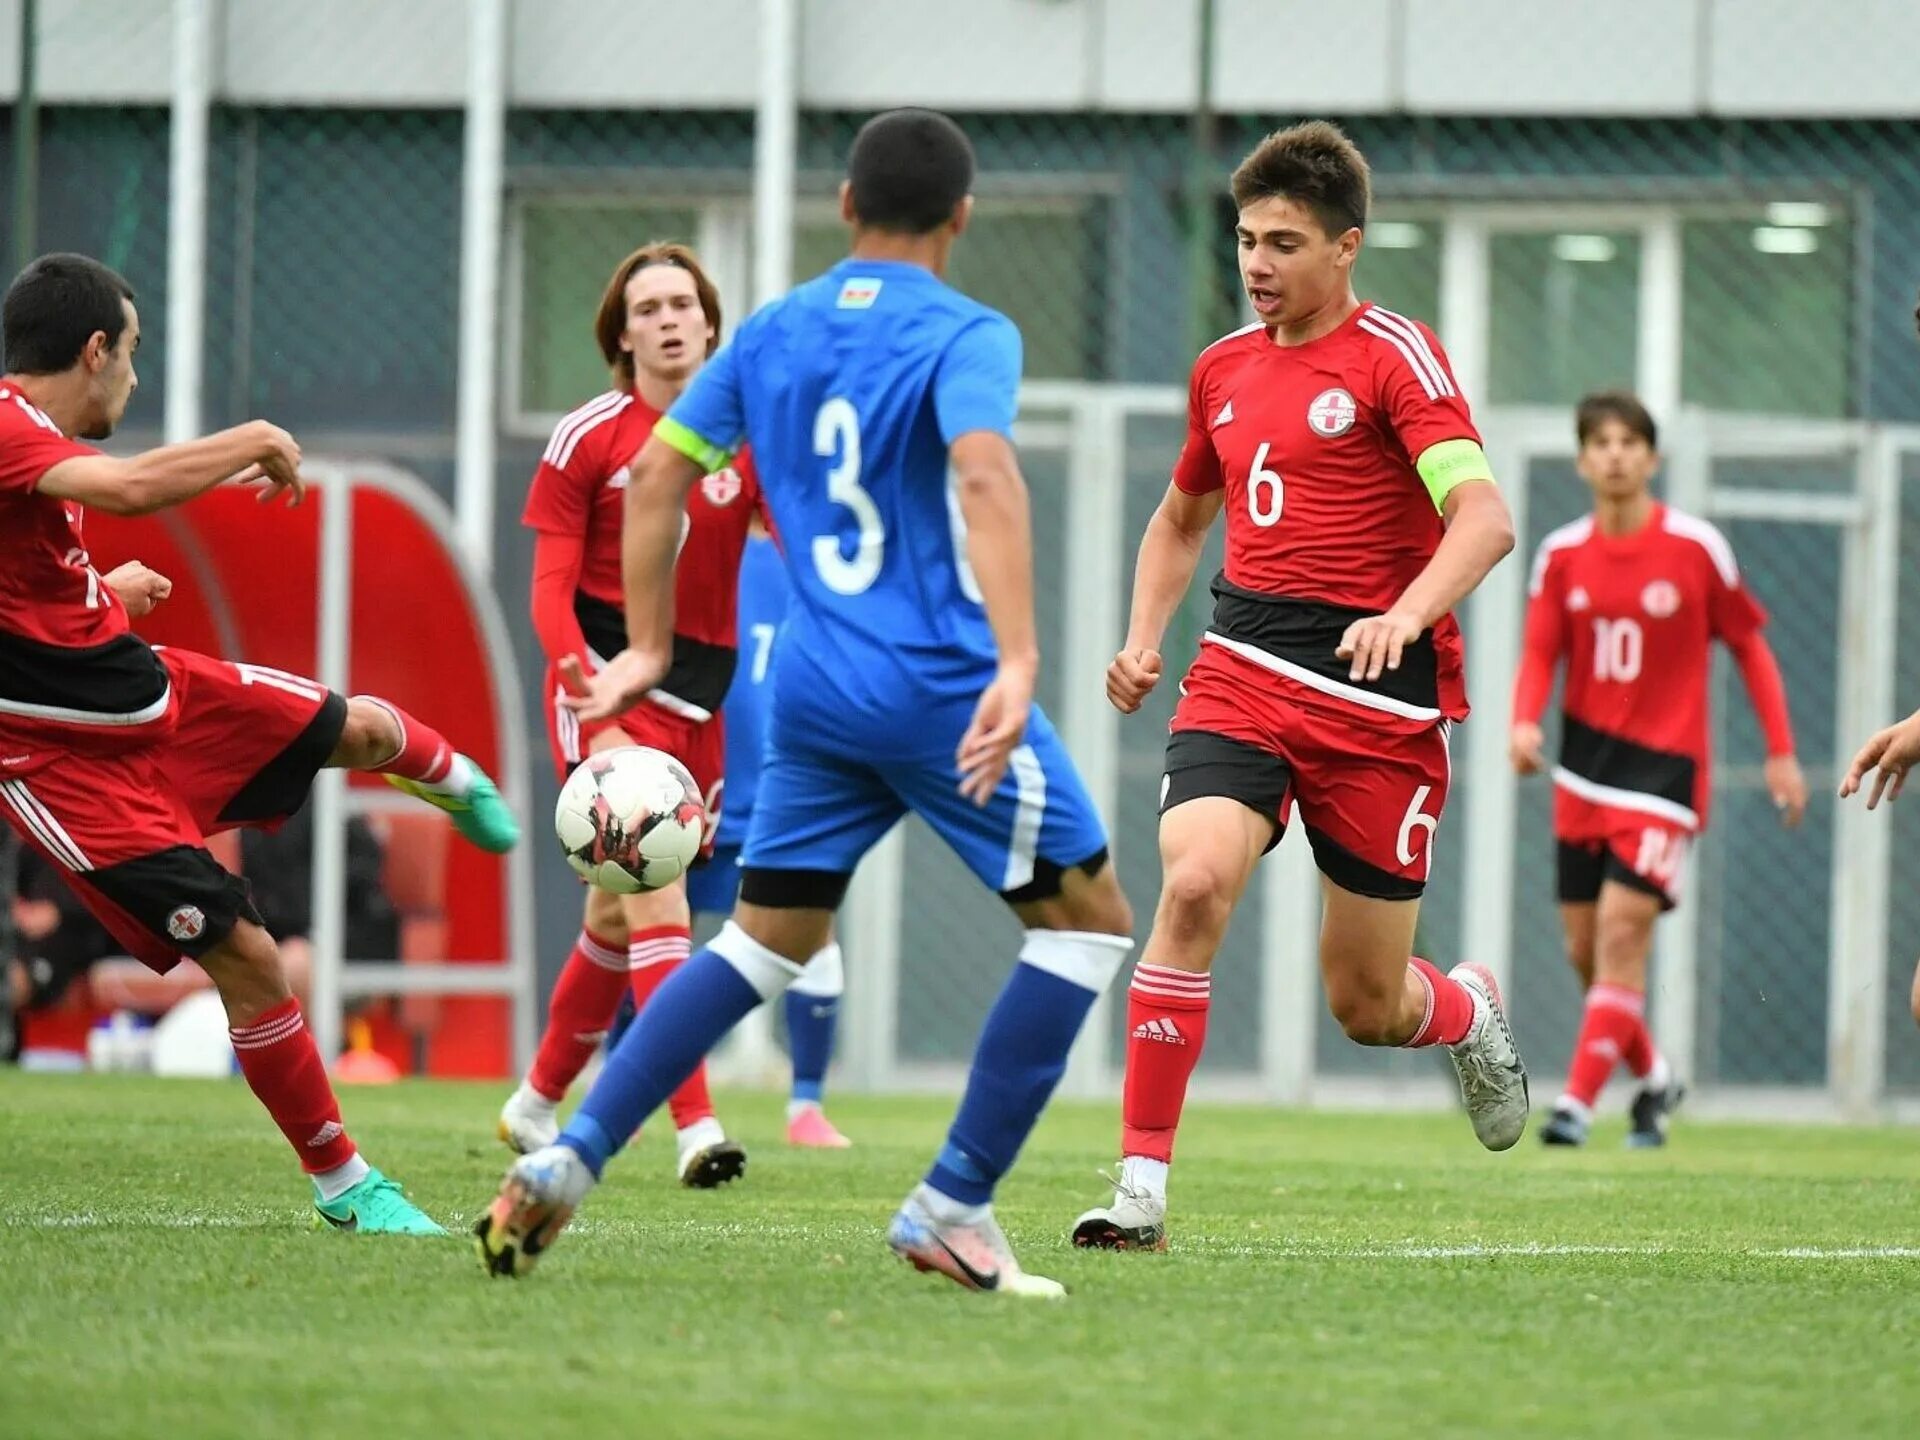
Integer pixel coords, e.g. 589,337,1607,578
1415,438,1496,512
653,416,735,474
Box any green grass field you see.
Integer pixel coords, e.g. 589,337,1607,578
3,1073,1918,1439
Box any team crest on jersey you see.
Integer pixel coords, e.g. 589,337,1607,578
166,904,207,943
607,466,630,491
1307,387,1357,437
1641,580,1681,618
1566,586,1591,613
701,468,743,507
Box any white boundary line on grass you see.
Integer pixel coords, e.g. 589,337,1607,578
19,1214,1920,1260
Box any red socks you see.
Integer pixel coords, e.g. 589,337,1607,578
627,925,714,1129
1563,982,1644,1108
1403,957,1476,1047
526,928,630,1102
229,998,358,1174
358,696,456,785
1120,963,1212,1163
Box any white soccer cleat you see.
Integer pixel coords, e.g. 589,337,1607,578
887,1185,1065,1298
475,1144,596,1278
1070,1169,1169,1251
497,1082,561,1156
1446,962,1530,1151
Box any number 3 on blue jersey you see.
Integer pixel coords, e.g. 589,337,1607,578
812,398,884,595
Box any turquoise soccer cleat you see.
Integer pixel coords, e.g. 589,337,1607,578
314,1168,447,1236
385,756,521,854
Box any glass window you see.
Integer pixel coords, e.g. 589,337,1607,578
1681,209,1851,417
516,199,699,415
795,197,1108,380
1488,230,1641,406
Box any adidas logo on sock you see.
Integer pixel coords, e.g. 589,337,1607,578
307,1121,345,1148
1132,1017,1186,1045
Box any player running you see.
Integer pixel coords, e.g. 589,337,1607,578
682,522,852,1149
477,108,1134,1296
0,253,520,1232
1072,122,1525,1254
1512,391,1806,1147
498,241,760,1188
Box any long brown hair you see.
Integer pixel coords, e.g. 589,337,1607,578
593,241,723,389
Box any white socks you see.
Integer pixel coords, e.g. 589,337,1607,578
312,1152,371,1202
1120,1154,1169,1202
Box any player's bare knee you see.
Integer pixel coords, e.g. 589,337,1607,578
1155,860,1235,946
330,695,400,770
1594,914,1653,988
1327,979,1400,1046
583,884,626,942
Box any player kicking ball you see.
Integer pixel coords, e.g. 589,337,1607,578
1073,122,1525,1254
1512,392,1805,1148
476,109,1135,1295
0,254,519,1232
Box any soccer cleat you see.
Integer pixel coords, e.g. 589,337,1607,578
1070,1169,1169,1251
887,1185,1065,1298
676,1126,748,1189
1539,1104,1590,1147
497,1082,561,1156
385,757,520,854
1626,1079,1686,1149
786,1105,853,1149
314,1167,446,1236
475,1144,595,1278
1445,963,1530,1151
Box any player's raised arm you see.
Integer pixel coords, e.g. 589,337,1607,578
36,420,303,515
1339,467,1513,683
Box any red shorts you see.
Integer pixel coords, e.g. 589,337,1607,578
0,647,345,971
1554,788,1692,911
1166,644,1451,900
542,662,726,856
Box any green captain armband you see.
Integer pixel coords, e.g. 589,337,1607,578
653,415,735,473
1415,438,1495,512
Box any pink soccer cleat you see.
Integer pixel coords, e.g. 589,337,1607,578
786,1105,853,1149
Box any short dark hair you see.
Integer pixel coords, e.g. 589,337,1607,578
1230,121,1371,238
847,109,975,235
594,241,723,388
3,253,136,375
1575,390,1659,449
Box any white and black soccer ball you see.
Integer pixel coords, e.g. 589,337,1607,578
553,746,706,894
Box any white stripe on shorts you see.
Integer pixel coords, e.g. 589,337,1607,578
1000,744,1047,892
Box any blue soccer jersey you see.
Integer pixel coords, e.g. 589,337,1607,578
657,257,1107,892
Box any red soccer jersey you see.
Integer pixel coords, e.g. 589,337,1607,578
1521,503,1767,827
0,385,126,649
521,388,763,716
1172,305,1482,720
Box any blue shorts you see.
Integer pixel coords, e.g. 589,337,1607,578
741,698,1107,895
684,841,744,917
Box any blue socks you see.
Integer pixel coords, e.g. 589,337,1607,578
923,961,1101,1207
785,990,838,1105
559,923,797,1176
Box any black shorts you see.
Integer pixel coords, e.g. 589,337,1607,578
1555,840,1674,911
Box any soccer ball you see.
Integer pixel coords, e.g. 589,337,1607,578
554,746,706,894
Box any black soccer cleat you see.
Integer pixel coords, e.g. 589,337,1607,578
677,1138,748,1189
1539,1105,1589,1147
1626,1080,1686,1149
